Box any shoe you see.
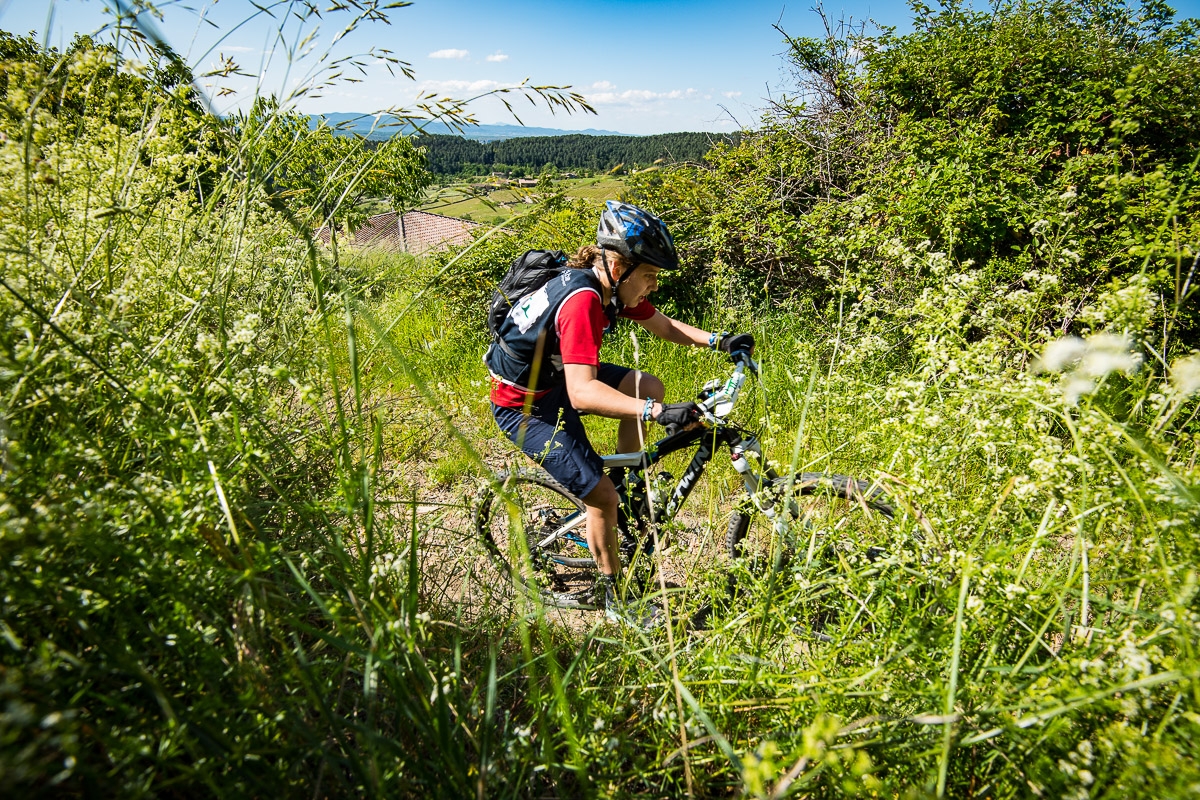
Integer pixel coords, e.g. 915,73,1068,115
605,600,664,630
604,580,664,630
687,602,713,632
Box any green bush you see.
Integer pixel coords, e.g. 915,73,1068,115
627,0,1200,340
0,28,494,796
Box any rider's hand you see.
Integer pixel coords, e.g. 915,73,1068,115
718,332,755,356
655,401,701,436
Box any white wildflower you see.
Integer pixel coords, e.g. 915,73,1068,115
1037,333,1140,402
1168,354,1200,397
1118,640,1152,676
230,313,260,345
1003,583,1027,600
1034,337,1086,373
1078,334,1140,378
429,670,456,704
1063,376,1096,404
122,58,148,78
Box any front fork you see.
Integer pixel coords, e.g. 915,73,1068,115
727,432,793,541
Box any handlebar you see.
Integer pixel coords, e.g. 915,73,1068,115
699,350,757,422
731,349,758,372
659,351,758,437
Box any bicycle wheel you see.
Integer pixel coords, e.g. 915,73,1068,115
473,468,599,609
727,472,897,572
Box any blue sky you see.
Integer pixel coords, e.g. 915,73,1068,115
3,0,1199,135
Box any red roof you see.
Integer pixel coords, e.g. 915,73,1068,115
315,211,485,253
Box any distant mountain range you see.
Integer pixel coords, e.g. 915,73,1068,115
313,113,629,142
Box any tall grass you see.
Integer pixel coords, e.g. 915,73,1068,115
356,235,1200,796
2,3,1198,798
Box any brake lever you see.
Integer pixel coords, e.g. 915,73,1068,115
731,350,759,374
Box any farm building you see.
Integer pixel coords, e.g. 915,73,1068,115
316,210,485,254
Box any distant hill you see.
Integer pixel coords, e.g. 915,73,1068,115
413,131,740,176
313,113,628,142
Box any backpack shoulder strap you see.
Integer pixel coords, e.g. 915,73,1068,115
492,334,521,359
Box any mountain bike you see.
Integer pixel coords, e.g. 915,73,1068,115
472,351,902,615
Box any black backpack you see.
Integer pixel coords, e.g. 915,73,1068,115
486,249,569,341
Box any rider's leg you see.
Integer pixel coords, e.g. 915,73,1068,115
615,369,664,453
582,475,621,576
493,396,622,574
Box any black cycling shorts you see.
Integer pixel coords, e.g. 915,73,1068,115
491,363,633,499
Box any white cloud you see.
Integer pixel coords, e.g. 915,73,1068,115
586,87,698,106
221,45,255,54
591,80,616,91
428,48,469,59
486,52,509,62
722,91,742,99
418,78,515,94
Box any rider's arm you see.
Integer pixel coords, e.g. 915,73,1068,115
563,363,662,420
637,310,711,347
558,292,664,420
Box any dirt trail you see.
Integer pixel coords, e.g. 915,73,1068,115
399,444,741,632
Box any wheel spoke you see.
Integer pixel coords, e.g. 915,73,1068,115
474,469,598,609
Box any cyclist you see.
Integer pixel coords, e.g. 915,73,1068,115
486,201,754,624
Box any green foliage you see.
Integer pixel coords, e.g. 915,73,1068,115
0,23,474,796
245,97,431,252
3,2,1200,797
0,30,196,130
627,0,1200,340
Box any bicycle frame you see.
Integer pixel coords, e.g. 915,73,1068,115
531,353,792,557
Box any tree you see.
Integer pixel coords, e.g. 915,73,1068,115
627,0,1200,335
245,99,431,261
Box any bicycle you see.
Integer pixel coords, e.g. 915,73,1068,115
472,350,903,618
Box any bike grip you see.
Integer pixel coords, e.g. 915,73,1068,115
663,422,682,437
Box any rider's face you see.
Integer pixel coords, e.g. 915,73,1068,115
616,263,660,308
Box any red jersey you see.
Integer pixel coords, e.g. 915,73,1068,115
490,294,655,408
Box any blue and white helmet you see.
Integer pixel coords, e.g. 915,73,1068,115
596,201,679,271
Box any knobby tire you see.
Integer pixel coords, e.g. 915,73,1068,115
726,471,897,568
473,468,599,610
